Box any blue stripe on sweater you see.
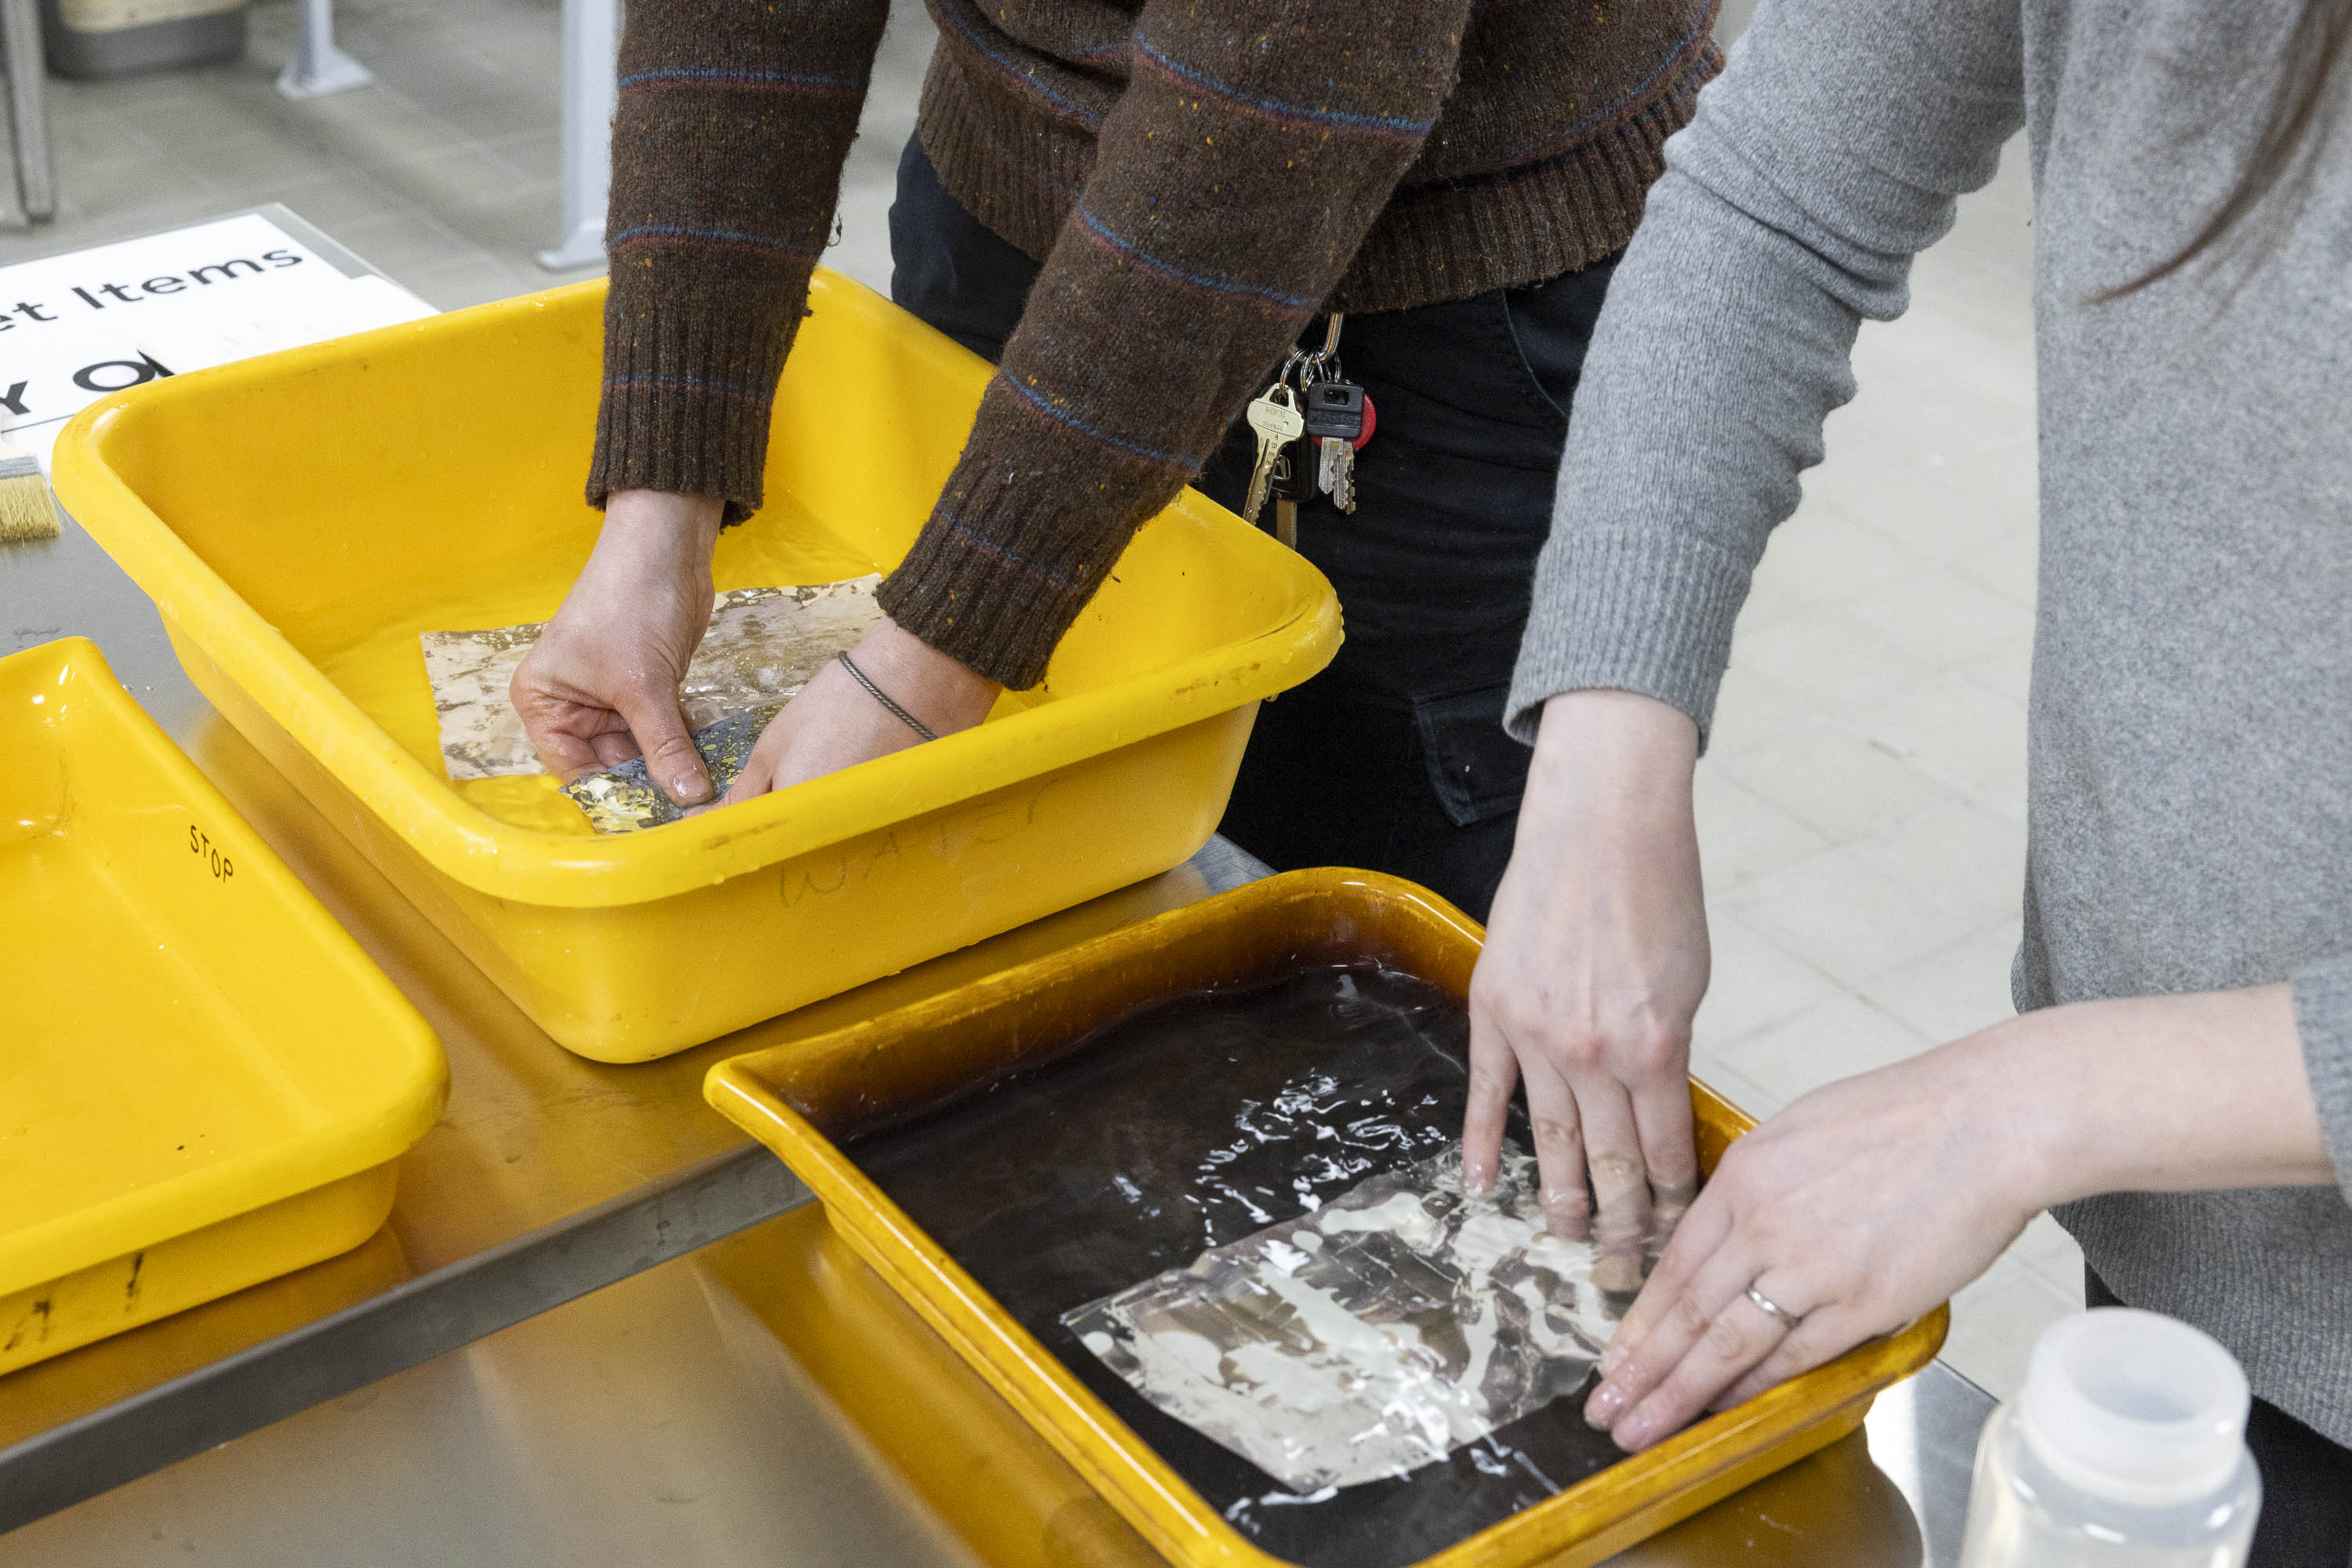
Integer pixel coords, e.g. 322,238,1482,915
1133,38,1434,136
931,0,1103,124
619,67,862,94
931,510,1080,591
609,225,818,257
1074,208,1316,309
997,375,1189,468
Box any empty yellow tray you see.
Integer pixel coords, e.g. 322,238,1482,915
1,638,446,1376
706,869,1947,1568
50,271,1341,1062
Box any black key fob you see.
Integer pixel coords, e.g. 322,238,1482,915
1300,380,1366,442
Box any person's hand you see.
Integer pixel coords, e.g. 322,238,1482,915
1581,1033,2034,1452
1580,980,2328,1454
512,488,724,806
1465,689,1710,1290
720,617,1000,801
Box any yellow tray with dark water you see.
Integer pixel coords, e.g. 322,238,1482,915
706,869,1947,1568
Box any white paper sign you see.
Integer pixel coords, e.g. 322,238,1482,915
0,211,434,469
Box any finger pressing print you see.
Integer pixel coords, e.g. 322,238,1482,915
722,720,794,806
1583,1243,1758,1434
1602,1187,1733,1374
1570,1082,1653,1293
588,724,642,769
1519,1062,1591,1240
721,760,773,806
1606,1281,1798,1453
1649,1176,1700,1236
510,678,616,783
1711,1306,1868,1411
526,719,607,782
615,690,710,805
1461,1006,1521,1195
1630,1073,1700,1229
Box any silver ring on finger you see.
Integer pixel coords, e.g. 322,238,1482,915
1745,1282,1802,1333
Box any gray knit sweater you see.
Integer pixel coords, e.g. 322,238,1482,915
1508,0,2352,1442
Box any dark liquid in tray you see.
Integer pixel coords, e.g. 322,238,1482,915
850,964,1630,1568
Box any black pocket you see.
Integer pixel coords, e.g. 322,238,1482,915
1499,253,1619,422
1413,684,1533,828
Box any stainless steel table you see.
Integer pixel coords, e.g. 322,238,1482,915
0,485,1995,1565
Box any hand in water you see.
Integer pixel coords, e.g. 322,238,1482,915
513,488,722,806
1581,982,2328,1453
1464,690,1710,1292
1581,1036,2031,1450
720,617,1000,800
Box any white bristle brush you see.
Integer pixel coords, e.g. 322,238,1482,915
0,429,58,543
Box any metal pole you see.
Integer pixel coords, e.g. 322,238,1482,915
277,0,375,99
0,0,51,221
536,0,619,270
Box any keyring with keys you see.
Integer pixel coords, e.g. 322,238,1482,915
1242,314,1374,545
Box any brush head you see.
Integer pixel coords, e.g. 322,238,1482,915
0,451,60,543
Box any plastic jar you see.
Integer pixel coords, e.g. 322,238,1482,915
1958,1308,2261,1566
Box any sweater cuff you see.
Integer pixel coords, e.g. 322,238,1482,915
1505,526,1753,747
587,299,797,525
878,469,1130,691
2292,954,2352,1207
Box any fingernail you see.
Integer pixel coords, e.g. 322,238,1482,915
1584,1381,1628,1429
1599,1341,1630,1379
1612,1414,1653,1453
674,773,710,804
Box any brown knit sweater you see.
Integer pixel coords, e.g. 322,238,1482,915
591,0,1720,689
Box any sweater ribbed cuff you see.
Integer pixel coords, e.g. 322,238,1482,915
2292,955,2352,1207
914,54,1097,266
878,474,1126,690
1334,52,1719,312
1504,526,1752,748
587,296,799,524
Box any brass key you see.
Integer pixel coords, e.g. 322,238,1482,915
1242,384,1303,525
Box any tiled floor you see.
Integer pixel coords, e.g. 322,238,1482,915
0,0,932,303
4,0,2074,1397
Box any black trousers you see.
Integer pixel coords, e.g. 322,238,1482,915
2085,1267,2352,1566
888,139,1611,921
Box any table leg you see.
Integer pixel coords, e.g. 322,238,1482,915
537,0,617,270
276,0,374,100
0,0,45,222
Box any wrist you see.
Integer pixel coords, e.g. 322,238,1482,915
1972,984,2330,1206
1944,1014,2080,1220
1530,688,1699,816
600,488,724,567
853,619,1000,732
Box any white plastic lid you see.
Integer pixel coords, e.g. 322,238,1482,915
2017,1308,2252,1508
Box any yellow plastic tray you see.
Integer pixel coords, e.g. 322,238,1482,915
706,869,1947,1568
51,271,1341,1063
0,637,446,1376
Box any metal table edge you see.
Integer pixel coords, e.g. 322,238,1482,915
0,837,1272,1531
0,1145,811,1532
